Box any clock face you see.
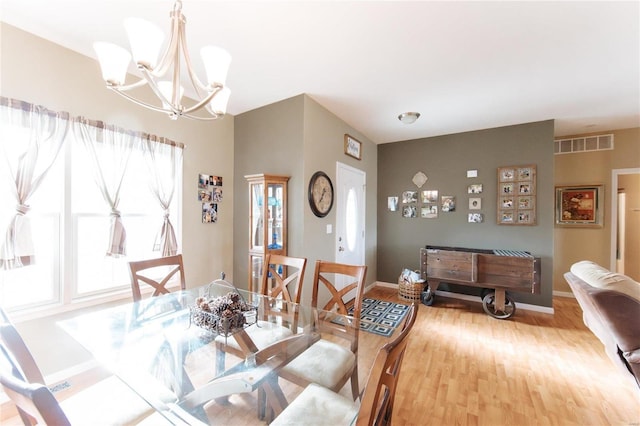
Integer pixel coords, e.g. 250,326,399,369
309,171,334,217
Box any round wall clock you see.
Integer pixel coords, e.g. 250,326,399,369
308,171,334,217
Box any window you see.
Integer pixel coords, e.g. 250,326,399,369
0,108,182,315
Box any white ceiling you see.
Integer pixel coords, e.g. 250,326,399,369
1,1,639,144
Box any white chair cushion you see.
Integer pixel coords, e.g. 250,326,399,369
60,376,159,425
271,383,358,426
571,260,640,302
214,320,294,351
280,339,355,389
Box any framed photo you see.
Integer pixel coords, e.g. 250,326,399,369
498,164,536,225
469,197,481,210
402,205,417,218
388,196,399,211
344,134,362,160
555,184,604,227
402,190,418,204
468,213,484,223
421,205,438,218
421,190,438,203
499,168,515,181
500,183,515,194
468,184,483,194
441,195,456,212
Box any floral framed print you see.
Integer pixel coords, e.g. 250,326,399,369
555,184,604,227
498,164,536,225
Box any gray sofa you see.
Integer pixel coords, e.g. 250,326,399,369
564,261,640,389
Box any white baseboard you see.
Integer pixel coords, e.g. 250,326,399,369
372,281,554,314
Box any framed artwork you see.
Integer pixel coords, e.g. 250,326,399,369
498,164,536,225
344,134,362,160
555,185,604,227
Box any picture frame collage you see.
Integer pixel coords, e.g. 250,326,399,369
390,189,458,219
467,181,484,224
198,173,223,223
497,164,536,225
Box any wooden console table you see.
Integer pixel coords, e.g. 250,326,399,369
420,245,541,319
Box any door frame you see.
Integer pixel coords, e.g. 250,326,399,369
610,167,640,272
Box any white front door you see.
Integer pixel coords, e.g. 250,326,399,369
335,162,366,293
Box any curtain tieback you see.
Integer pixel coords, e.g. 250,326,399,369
163,210,171,220
16,204,30,215
110,208,121,218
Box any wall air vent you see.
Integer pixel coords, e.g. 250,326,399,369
554,134,614,155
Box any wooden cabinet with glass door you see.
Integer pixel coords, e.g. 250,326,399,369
246,174,289,292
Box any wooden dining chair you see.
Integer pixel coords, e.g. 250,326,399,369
278,260,368,401
0,308,163,425
214,254,307,373
128,254,186,302
271,303,418,426
0,372,71,426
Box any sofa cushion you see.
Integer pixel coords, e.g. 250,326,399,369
570,260,640,302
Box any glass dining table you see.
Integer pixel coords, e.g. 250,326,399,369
58,280,398,425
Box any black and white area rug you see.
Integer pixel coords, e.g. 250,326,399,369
351,298,410,337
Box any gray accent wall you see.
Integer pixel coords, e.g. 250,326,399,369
377,120,554,307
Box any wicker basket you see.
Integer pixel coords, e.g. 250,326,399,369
398,277,425,302
190,305,256,337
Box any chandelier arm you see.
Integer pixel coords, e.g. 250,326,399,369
109,77,150,92
181,86,222,115
178,23,211,94
139,66,182,114
152,8,183,78
108,87,178,115
180,112,221,121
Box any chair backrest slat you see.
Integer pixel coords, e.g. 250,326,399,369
356,303,418,426
128,254,186,302
260,254,307,303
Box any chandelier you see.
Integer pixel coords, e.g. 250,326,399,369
93,0,231,121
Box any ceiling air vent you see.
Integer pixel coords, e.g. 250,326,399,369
554,134,614,155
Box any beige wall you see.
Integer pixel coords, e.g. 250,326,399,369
553,128,640,292
301,96,378,301
1,23,235,374
232,95,378,306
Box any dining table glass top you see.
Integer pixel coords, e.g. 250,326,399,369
58,280,402,425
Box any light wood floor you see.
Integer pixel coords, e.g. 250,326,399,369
367,287,640,426
2,287,639,425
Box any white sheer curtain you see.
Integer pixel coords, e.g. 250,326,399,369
72,118,138,257
0,97,69,270
142,135,184,256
